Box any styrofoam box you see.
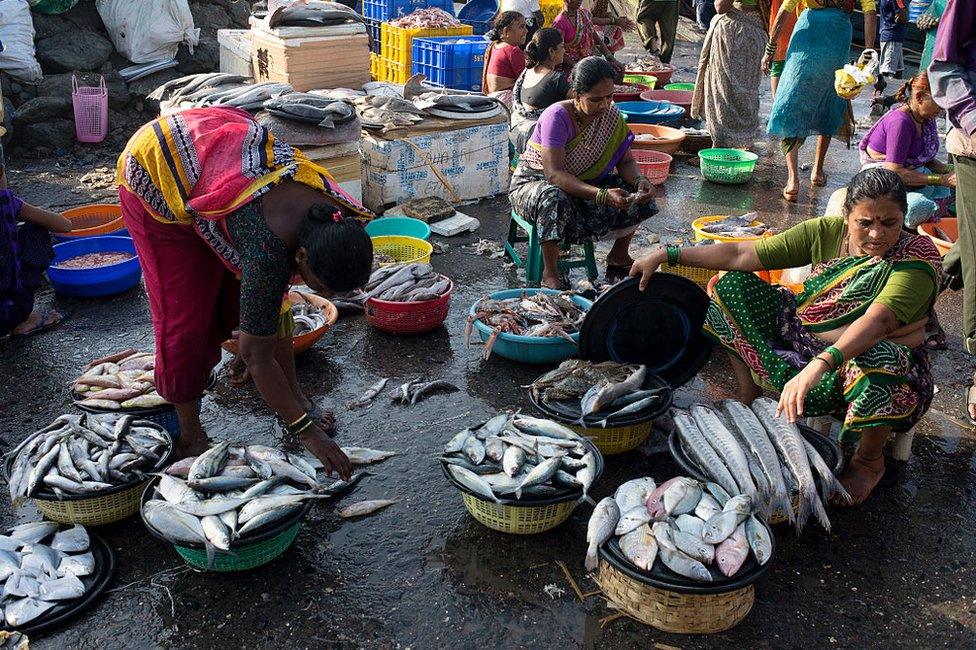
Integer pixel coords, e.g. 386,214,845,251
217,29,253,77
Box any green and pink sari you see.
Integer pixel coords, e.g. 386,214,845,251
704,236,942,441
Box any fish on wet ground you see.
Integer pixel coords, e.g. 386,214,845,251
389,378,460,405
339,499,397,518
346,378,389,410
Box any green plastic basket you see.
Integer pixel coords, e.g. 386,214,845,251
173,521,302,572
665,82,695,91
698,148,759,185
622,74,657,89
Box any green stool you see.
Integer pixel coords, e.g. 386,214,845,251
504,209,598,286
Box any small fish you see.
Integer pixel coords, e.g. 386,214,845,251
659,546,712,582
715,522,750,577
447,465,499,503
645,476,682,518
187,441,230,481
619,524,657,571
663,477,703,515
38,573,86,601
594,395,661,428
484,436,505,463
614,477,657,513
51,525,89,553
673,529,714,564
744,515,772,565
508,456,562,499
339,447,398,466
585,497,620,571
615,506,652,536
346,378,389,410
339,499,397,518
444,429,471,455
463,436,486,465
502,445,526,477
675,514,705,538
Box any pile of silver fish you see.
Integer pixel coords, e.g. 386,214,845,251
268,0,366,28
363,263,451,303
673,398,848,533
147,73,293,111
147,441,384,568
627,54,670,72
290,299,329,336
7,414,171,505
262,93,356,128
72,350,168,410
0,522,96,627
530,362,664,428
388,378,459,405
585,476,772,581
467,292,588,360
440,413,599,502
698,214,770,238
387,7,461,28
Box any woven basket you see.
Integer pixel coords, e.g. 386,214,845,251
35,479,151,525
660,264,716,291
174,521,302,571
566,421,652,455
460,493,578,535
598,559,755,634
768,493,802,526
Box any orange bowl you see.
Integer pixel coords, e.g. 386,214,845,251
628,124,686,154
61,204,124,237
222,291,338,356
639,89,693,117
918,218,957,257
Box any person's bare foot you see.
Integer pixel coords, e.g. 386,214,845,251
834,451,885,505
736,382,762,405
227,356,251,387
541,273,563,290
968,373,976,423
782,181,799,203
174,428,210,460
810,170,827,186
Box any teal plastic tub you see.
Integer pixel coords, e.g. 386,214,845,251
365,217,432,241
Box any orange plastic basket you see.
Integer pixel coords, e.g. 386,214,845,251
222,291,338,356
61,204,124,238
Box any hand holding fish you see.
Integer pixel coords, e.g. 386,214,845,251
632,179,655,205
606,188,635,210
776,359,828,423
299,425,351,481
629,249,667,291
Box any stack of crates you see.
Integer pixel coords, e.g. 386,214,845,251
366,0,468,83
379,21,472,84
412,36,489,92
366,18,382,54
541,0,562,26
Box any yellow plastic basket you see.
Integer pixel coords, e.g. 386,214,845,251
692,215,769,243
566,421,653,456
371,235,433,265
35,479,151,526
380,23,472,69
369,52,380,81
460,493,578,534
660,263,716,292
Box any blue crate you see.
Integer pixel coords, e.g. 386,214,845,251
363,0,454,22
460,18,492,35
366,17,381,53
411,36,489,92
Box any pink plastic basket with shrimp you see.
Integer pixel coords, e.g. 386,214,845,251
72,75,108,143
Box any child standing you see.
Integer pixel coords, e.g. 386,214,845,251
879,0,908,80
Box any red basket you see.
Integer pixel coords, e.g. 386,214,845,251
365,279,452,334
631,149,673,185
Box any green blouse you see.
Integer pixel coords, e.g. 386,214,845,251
755,217,935,325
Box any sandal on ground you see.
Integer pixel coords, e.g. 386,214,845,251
924,331,948,350
12,308,63,338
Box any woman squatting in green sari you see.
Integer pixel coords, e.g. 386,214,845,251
629,168,942,504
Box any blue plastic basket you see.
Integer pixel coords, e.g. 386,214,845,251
457,0,496,35
366,18,381,54
48,235,141,298
412,36,489,92
616,100,685,125
460,19,492,35
469,289,593,364
364,216,432,240
363,0,454,22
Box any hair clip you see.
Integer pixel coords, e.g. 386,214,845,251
332,210,342,223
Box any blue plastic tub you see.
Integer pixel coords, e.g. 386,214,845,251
48,235,141,298
616,100,685,125
412,36,489,92
469,289,593,364
363,0,453,22
364,216,432,240
53,228,129,243
458,0,497,35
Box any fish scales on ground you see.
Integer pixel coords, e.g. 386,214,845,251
442,414,596,503
7,413,170,506
143,441,378,569
468,292,587,360
0,522,94,627
584,475,771,581
72,351,168,411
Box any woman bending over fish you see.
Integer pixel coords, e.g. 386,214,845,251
116,106,370,478
509,56,658,288
630,169,941,504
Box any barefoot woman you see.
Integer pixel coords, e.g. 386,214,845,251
117,107,373,477
630,169,941,503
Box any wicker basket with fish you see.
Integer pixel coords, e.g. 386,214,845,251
527,361,672,454
440,413,604,534
588,475,776,634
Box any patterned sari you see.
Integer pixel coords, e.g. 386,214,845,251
705,235,942,441
0,190,54,334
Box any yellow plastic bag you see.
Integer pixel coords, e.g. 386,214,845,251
835,49,878,100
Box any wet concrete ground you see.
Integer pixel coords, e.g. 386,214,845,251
2,30,976,649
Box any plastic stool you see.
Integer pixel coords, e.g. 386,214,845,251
504,209,598,285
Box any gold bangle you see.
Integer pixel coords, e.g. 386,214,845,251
288,413,308,427
292,419,314,436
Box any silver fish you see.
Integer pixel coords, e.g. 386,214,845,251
619,524,657,571
594,395,661,428
502,445,526,477
689,405,756,501
509,456,562,499
346,378,389,410
745,515,772,565
715,522,750,577
187,441,230,481
463,436,486,465
8,522,57,545
188,476,259,493
340,447,397,465
615,506,652,536
512,416,584,442
446,465,499,503
673,529,714,564
663,477,703,515
702,495,752,544
339,499,397,518
201,515,232,551
38,573,85,601
672,411,740,498
706,482,732,507
803,438,851,505
484,436,505,463
659,546,712,582
236,504,303,538
444,429,472,455
51,525,89,553
576,452,598,505
675,514,705,538
58,551,95,578
4,597,55,627
585,497,620,571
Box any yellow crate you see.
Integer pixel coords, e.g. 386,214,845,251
35,479,150,526
541,0,562,26
380,22,472,69
382,57,410,84
371,235,432,264
370,52,380,80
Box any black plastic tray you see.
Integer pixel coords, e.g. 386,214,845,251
2,421,173,502
139,477,313,549
598,515,776,594
0,528,116,636
440,439,604,507
579,275,713,390
530,372,673,428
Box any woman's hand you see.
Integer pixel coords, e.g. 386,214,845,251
615,16,637,31
942,173,957,188
300,424,352,480
776,359,828,423
761,52,773,76
606,188,634,210
633,178,655,204
629,249,667,291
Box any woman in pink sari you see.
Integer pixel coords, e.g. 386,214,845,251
552,0,625,80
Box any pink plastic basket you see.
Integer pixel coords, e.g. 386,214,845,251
72,75,108,144
631,149,673,185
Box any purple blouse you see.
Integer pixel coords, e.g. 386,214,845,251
859,108,939,167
